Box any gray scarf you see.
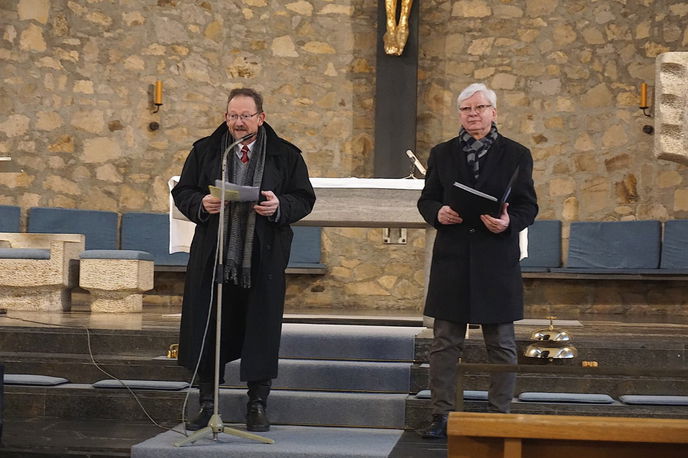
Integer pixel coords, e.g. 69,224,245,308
222,127,267,287
460,122,499,181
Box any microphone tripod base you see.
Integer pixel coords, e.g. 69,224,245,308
174,413,274,447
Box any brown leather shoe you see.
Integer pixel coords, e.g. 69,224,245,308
246,400,270,432
419,414,448,439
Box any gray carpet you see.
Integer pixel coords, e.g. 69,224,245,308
188,389,408,429
279,324,422,361
224,359,411,393
132,424,403,457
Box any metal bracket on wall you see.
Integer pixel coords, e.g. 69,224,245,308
383,227,407,244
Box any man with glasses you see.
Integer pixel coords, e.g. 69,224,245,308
173,88,315,432
417,83,538,438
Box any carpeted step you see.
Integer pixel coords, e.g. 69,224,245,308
132,424,403,458
189,388,407,429
280,324,422,361
224,359,411,393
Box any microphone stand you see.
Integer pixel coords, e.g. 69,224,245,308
175,133,273,447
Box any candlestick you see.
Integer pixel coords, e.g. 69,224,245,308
640,82,648,109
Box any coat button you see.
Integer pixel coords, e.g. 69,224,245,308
468,228,476,233
266,244,272,250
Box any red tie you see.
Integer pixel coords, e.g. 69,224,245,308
240,145,249,164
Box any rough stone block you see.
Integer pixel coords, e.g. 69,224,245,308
655,52,688,165
0,233,84,311
79,258,154,313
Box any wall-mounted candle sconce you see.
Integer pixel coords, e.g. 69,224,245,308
639,82,652,117
639,82,654,135
149,80,163,131
153,80,163,113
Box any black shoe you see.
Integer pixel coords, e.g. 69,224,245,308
419,414,448,439
186,402,213,431
246,400,270,432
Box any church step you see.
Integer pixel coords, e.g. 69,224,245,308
0,325,177,357
0,322,422,362
409,363,688,396
2,353,411,393
405,397,688,430
4,384,407,429
0,352,188,384
414,337,688,369
224,359,412,393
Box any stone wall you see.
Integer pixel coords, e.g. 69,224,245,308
2,0,688,315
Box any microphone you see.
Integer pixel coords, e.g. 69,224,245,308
225,133,255,153
405,149,426,177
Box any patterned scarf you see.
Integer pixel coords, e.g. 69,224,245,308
460,122,499,181
221,126,266,288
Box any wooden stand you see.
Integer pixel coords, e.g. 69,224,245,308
448,412,688,458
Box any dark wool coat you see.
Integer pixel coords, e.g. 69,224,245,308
418,134,538,324
172,121,315,381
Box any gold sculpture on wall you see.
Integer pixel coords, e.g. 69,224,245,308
384,0,413,56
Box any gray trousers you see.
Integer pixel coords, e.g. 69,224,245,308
429,319,517,414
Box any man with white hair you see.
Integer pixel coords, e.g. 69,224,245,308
417,83,538,439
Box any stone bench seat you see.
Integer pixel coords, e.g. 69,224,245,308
79,250,154,313
0,233,84,311
0,248,50,260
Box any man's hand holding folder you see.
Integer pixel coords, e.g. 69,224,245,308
445,165,519,230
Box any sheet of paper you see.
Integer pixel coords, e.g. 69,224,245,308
211,180,260,201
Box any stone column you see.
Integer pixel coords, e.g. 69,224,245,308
654,52,688,166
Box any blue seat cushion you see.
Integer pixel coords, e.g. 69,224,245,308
520,220,561,268
0,248,50,259
661,220,688,269
567,220,661,269
620,395,688,406
4,374,69,386
92,379,189,390
80,249,153,261
415,389,488,400
0,205,20,232
121,213,189,266
518,392,614,403
289,226,323,269
28,207,118,250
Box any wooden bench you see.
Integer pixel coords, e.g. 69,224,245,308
448,411,688,458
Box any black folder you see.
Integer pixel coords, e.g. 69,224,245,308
449,165,519,227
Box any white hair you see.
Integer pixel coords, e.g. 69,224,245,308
457,83,497,109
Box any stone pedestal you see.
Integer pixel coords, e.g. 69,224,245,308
0,233,84,312
79,251,154,313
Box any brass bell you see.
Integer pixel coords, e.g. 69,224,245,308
524,343,578,359
167,343,179,359
529,315,572,342
524,316,577,361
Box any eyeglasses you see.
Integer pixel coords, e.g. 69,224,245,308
459,104,492,114
227,112,260,122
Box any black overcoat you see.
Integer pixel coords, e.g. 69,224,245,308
172,121,315,381
418,134,538,324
